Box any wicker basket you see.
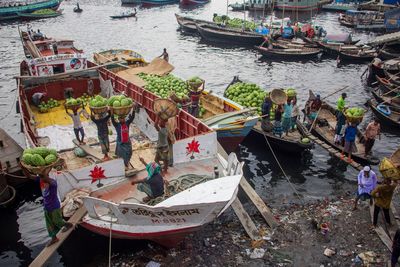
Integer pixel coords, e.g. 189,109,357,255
153,98,178,121
90,105,108,114
344,114,364,124
20,158,59,176
270,89,288,105
65,103,82,111
187,79,204,91
111,104,133,117
379,157,400,180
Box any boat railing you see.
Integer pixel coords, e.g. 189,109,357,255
94,62,213,141
17,79,38,147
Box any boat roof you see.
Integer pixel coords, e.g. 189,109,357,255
368,31,400,45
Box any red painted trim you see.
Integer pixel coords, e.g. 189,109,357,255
81,221,201,238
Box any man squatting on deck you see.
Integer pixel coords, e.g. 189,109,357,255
22,170,73,247
111,108,135,170
131,157,167,202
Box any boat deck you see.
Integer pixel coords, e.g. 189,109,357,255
318,108,366,155
254,121,302,141
91,157,220,206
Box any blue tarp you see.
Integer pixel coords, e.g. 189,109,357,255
383,0,400,5
385,8,400,29
282,26,294,38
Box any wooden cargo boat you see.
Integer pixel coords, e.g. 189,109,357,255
0,0,61,21
304,91,379,165
18,56,243,249
17,8,63,20
256,46,322,59
110,11,136,19
93,49,147,72
141,0,179,6
338,48,377,62
321,2,358,12
338,10,384,28
375,75,400,95
196,24,265,46
368,99,400,129
175,14,214,33
371,87,400,107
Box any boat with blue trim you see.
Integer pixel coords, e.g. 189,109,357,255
180,0,210,5
0,0,62,21
141,0,179,6
368,99,400,129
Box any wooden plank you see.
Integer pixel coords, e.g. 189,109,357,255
231,198,260,240
72,139,103,161
239,177,278,228
29,206,87,267
369,203,393,252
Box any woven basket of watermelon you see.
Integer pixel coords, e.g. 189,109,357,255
379,157,400,180
89,95,109,114
108,95,134,116
345,107,365,124
65,97,84,111
20,147,59,175
187,76,204,91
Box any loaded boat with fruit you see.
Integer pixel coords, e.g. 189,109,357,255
303,90,379,165
17,32,244,247
94,52,259,152
224,77,313,154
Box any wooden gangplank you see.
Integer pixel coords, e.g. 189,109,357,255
29,206,87,267
73,139,103,161
217,143,277,239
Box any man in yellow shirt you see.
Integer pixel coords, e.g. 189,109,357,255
371,179,397,227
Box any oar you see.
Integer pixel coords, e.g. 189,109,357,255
308,86,349,133
382,84,400,96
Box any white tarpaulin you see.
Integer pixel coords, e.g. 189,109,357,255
99,74,113,98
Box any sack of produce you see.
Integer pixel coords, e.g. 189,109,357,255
379,157,400,180
187,76,204,91
108,95,134,116
344,107,365,124
89,95,108,114
21,147,59,175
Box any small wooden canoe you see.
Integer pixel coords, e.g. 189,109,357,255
175,13,214,33
368,99,400,129
110,12,136,19
338,49,377,62
304,90,379,165
256,46,322,59
371,87,400,108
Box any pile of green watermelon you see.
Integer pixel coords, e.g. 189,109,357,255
213,15,257,31
32,8,57,15
108,95,133,108
188,76,203,87
65,97,84,108
38,98,59,113
76,93,92,106
138,73,189,99
90,95,108,108
225,82,266,115
22,147,58,167
345,107,365,118
286,88,297,98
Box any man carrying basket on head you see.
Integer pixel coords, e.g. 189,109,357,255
91,110,111,161
111,109,135,170
188,80,205,118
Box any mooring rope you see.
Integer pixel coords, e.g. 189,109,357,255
262,133,304,203
108,214,113,267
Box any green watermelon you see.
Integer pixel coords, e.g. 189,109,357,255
33,147,50,158
301,138,310,144
45,154,57,165
121,99,130,107
48,148,57,156
23,148,35,155
22,153,34,165
113,101,121,107
31,154,46,166
95,95,103,101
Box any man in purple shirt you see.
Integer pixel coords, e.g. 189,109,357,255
353,166,377,210
38,173,73,246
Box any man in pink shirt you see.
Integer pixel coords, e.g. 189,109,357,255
364,118,381,157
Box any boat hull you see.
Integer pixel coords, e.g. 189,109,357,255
216,117,258,153
321,4,357,12
256,46,322,59
368,100,400,129
180,0,209,5
141,0,179,6
197,24,264,46
0,0,61,21
250,126,312,154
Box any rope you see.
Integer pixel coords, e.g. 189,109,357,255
262,133,304,203
108,214,113,267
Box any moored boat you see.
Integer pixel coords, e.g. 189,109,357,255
375,75,400,95
93,49,147,71
371,87,400,107
275,0,319,11
17,8,63,20
338,48,377,62
338,10,385,29
256,45,322,59
317,41,361,56
368,99,400,129
180,0,210,5
321,2,358,12
304,91,379,165
141,0,179,6
175,14,214,33
0,0,61,21
196,23,265,46
110,11,137,19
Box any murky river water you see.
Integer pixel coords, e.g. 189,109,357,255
0,0,399,265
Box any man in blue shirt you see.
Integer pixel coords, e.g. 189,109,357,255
341,122,357,163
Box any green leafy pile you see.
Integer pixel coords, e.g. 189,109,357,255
345,107,365,118
213,15,257,31
32,9,57,15
22,147,58,167
138,73,189,99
